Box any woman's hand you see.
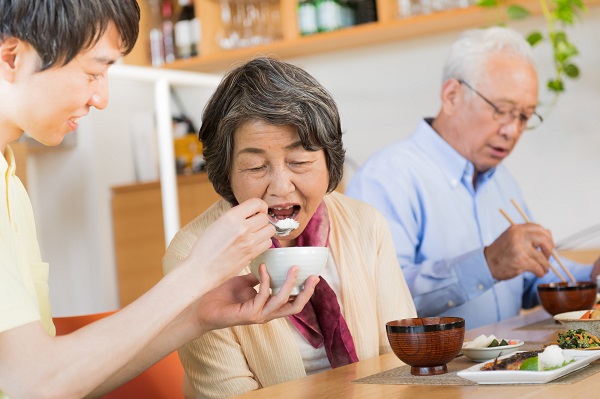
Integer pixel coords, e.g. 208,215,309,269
193,264,319,332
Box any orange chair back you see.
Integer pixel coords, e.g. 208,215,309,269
53,311,185,399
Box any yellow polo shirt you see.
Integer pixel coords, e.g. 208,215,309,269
0,146,54,336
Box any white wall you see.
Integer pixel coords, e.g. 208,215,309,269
28,8,600,315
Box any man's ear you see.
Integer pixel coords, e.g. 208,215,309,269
440,78,462,115
0,37,22,82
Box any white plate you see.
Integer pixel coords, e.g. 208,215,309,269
457,350,600,384
461,341,524,362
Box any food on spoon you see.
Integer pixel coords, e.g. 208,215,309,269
464,334,519,349
273,218,299,236
481,346,573,371
557,329,600,349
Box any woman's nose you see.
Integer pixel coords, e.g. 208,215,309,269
267,168,295,197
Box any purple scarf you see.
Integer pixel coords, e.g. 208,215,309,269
272,202,359,368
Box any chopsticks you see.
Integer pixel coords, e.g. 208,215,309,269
499,199,575,283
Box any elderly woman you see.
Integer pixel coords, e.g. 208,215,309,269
163,57,416,398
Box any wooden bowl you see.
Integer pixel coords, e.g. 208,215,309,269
537,281,597,316
386,317,465,376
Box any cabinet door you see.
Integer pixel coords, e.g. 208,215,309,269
111,174,221,306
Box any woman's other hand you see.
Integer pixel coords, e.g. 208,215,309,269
194,265,319,331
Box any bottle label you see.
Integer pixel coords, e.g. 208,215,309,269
175,19,192,58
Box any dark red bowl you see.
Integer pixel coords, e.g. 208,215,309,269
537,281,597,316
386,317,465,376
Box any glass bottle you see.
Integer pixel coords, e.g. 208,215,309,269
148,0,165,66
162,0,176,63
315,0,341,32
298,0,318,35
175,0,201,58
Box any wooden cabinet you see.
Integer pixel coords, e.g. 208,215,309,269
123,0,600,73
111,173,221,306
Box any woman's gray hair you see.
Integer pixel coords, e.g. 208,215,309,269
200,57,345,204
442,26,534,90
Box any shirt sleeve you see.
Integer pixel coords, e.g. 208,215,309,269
0,239,41,333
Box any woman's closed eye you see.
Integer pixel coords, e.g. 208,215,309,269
244,165,267,172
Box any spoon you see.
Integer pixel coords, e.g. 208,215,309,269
269,220,295,236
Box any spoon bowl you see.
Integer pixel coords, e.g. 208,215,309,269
269,220,296,236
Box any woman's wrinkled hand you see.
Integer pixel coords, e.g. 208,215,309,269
193,264,319,332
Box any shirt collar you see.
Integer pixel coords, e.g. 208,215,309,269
412,118,496,190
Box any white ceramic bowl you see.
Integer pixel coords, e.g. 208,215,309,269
249,247,328,295
554,310,600,337
460,340,524,362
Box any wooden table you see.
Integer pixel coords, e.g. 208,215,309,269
231,308,595,398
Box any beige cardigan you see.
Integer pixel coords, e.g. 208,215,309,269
163,192,416,399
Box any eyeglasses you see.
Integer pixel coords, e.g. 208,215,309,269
458,79,543,130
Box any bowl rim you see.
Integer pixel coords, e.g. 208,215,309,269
386,317,465,333
260,246,329,254
553,310,595,321
538,282,596,291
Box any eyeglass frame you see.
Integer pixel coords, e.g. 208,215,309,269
457,79,543,130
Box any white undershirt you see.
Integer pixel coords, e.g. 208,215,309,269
285,249,343,375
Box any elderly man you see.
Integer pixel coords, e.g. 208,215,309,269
346,27,600,330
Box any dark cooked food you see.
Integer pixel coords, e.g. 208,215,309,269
481,351,541,371
557,329,600,349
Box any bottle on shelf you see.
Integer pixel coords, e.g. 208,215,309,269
352,0,376,25
162,0,176,63
315,0,342,32
175,0,202,59
298,0,318,35
148,0,165,66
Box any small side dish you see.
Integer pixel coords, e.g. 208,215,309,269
554,310,600,338
461,335,524,362
556,329,600,349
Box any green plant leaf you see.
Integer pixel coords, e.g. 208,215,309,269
555,40,579,62
548,79,565,93
564,63,580,78
526,31,544,46
507,5,531,19
476,0,498,7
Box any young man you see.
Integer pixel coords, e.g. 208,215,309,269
347,27,600,330
0,1,317,397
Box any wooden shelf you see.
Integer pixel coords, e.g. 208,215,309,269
125,0,600,73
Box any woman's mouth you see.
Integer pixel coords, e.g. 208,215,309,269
268,205,300,221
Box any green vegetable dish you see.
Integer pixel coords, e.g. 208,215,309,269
557,329,600,349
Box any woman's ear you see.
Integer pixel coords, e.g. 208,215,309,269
0,37,23,82
439,78,462,116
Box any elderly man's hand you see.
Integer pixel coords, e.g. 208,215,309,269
484,224,555,280
193,264,319,332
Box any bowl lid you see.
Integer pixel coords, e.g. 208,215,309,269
386,317,464,333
